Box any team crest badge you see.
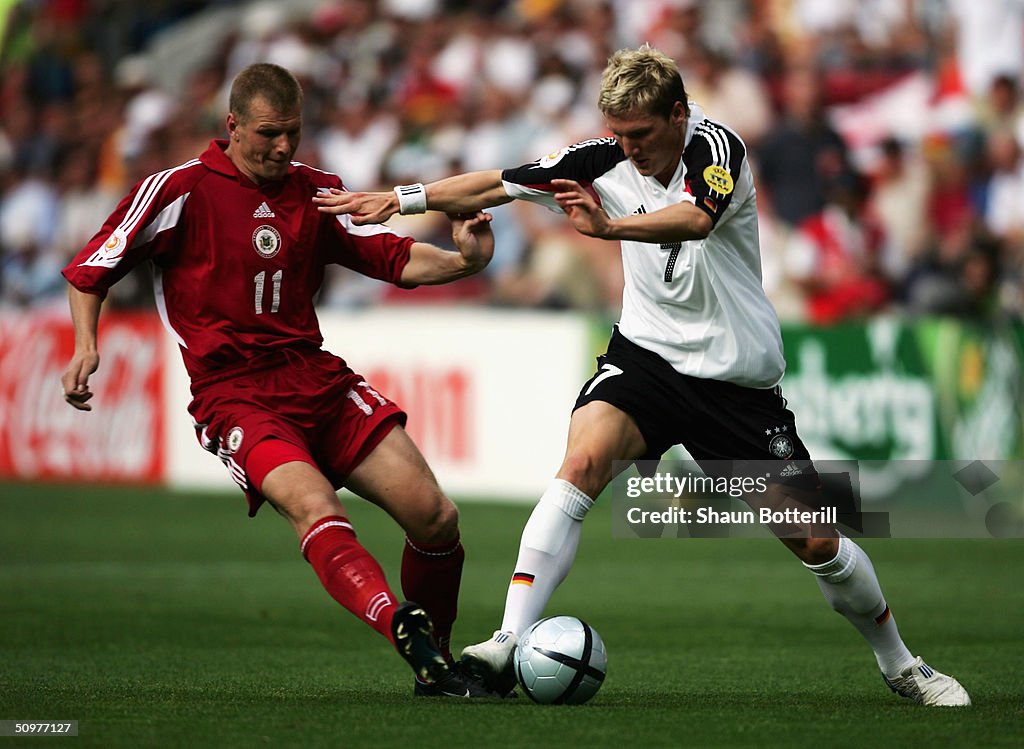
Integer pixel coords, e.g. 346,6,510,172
226,426,244,453
252,225,281,258
769,433,794,459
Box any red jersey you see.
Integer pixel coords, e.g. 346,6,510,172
63,140,412,387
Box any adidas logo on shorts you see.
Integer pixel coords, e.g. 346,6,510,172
779,462,804,477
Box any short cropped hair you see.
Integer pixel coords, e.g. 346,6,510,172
598,44,689,120
229,63,303,121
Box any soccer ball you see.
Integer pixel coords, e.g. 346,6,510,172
513,615,607,704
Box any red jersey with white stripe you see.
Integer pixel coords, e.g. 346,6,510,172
500,106,785,388
63,140,412,388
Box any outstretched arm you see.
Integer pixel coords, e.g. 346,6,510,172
400,211,495,285
552,178,712,243
61,286,103,411
314,170,513,225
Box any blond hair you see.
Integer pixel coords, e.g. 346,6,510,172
229,63,303,122
598,44,689,119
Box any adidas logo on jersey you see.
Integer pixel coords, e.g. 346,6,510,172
253,201,275,218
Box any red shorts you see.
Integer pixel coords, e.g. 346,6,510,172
189,350,406,516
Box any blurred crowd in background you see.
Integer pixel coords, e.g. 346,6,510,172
1,0,1023,322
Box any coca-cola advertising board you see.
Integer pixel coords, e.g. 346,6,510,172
0,311,165,483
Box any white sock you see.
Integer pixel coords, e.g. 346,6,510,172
804,536,916,678
499,479,593,637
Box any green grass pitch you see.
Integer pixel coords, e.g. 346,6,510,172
1,482,1022,748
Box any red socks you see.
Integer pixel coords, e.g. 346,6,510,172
301,516,397,642
300,516,465,660
401,535,465,661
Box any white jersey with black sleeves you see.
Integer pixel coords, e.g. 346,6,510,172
500,105,785,388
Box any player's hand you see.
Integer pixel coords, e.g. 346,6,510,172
449,211,494,274
552,178,614,238
313,188,399,225
61,351,99,411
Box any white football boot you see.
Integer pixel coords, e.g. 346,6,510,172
459,630,518,696
883,656,972,706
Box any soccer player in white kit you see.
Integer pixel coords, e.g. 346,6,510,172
315,45,970,707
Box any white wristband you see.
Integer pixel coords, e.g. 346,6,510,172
394,183,427,215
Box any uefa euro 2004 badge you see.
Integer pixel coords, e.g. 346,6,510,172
101,229,127,257
538,146,569,168
226,426,244,454
769,433,794,459
83,227,130,268
252,225,281,258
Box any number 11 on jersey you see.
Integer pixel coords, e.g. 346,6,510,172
254,270,282,314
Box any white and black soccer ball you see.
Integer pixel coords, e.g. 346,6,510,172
513,615,607,704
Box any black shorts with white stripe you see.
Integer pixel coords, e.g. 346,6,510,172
573,327,816,485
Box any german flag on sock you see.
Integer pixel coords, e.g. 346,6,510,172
511,572,535,586
875,606,892,626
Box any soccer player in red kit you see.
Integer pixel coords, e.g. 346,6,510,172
60,63,498,698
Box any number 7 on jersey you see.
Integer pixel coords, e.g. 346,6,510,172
661,242,682,283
